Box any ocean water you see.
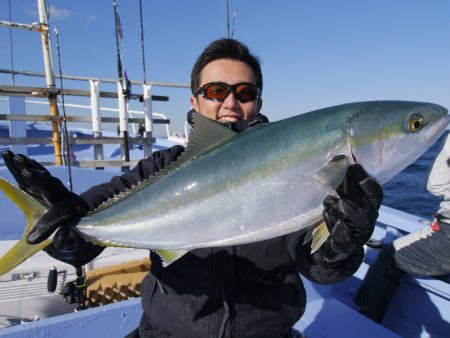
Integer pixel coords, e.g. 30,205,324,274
382,131,448,220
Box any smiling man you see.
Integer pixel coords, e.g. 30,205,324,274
3,39,382,338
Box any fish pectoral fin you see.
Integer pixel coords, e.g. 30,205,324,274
314,154,351,190
0,177,51,276
305,220,330,253
153,249,188,267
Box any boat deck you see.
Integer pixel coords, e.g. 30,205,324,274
0,205,448,337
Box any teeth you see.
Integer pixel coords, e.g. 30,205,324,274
219,116,239,123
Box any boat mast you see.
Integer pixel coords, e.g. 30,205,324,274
37,0,63,165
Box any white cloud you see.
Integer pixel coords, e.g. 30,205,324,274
87,15,99,21
49,5,71,20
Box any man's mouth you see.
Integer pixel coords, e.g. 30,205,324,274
218,116,241,123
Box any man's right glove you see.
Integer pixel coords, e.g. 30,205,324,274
2,150,104,267
315,164,383,265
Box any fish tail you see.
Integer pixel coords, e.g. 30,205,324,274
0,178,52,276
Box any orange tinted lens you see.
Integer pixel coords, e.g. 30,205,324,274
236,84,258,101
205,84,227,99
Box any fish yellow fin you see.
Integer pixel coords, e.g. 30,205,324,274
153,249,188,267
309,220,330,253
0,177,51,276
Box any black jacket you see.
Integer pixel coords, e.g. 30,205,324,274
80,144,363,338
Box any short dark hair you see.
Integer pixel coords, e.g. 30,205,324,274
191,39,263,95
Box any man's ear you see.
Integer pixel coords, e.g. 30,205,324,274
257,98,263,113
190,96,200,113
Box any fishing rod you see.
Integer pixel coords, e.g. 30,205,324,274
53,26,73,191
138,0,147,84
225,0,237,38
113,0,130,163
226,0,230,38
231,9,238,38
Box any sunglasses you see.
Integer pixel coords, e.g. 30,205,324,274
195,82,261,103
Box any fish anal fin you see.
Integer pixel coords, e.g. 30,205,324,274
305,219,330,253
153,249,188,267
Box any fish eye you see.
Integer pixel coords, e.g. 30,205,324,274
408,114,424,132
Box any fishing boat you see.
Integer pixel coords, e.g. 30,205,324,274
0,1,449,337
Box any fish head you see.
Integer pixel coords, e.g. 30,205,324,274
348,101,449,184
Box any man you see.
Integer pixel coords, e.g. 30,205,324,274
354,133,450,323
3,39,383,338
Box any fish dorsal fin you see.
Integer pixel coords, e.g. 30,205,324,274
181,111,238,161
90,113,238,214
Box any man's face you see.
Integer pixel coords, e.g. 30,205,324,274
191,59,262,123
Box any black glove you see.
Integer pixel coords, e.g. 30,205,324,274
1,150,104,266
316,164,383,264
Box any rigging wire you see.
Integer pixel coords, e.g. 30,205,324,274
53,26,73,192
8,0,15,85
138,0,147,83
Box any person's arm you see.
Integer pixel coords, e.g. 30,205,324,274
1,145,184,266
287,164,383,284
427,134,450,197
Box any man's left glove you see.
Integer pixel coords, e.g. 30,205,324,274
2,150,104,266
315,164,383,264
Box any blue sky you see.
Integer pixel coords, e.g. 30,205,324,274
1,0,450,134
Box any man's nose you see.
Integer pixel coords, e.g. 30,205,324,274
222,91,239,108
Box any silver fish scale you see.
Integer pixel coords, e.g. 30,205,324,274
76,101,450,251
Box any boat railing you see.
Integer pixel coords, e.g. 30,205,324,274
1,1,190,168
0,70,190,168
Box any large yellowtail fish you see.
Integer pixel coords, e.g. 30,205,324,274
0,101,448,275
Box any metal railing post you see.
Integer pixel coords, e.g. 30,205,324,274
117,81,129,170
90,79,104,163
142,84,153,157
37,0,62,165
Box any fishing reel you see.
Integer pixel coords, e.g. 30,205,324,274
48,266,88,311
